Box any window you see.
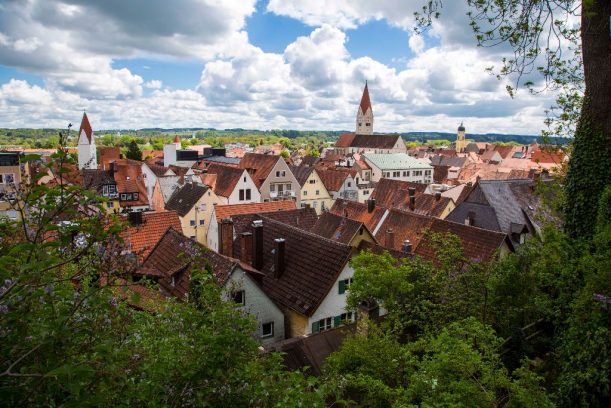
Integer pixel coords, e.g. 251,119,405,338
190,235,195,239
402,171,409,177
312,317,333,333
232,290,245,305
285,183,291,191
120,194,127,201
309,179,315,184
106,201,114,209
425,170,431,176
108,184,116,193
338,277,353,294
199,220,205,226
358,122,362,127
338,311,356,325
315,190,319,196
275,170,286,177
347,182,352,187
199,203,207,211
303,190,308,196
270,184,275,192
239,189,245,201
246,189,251,200
262,322,274,338
313,201,318,208
190,220,196,226
366,123,371,126
2,173,15,184
243,177,246,182
363,190,369,195
392,171,400,177
133,193,138,200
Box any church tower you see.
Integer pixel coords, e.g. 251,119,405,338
356,81,373,135
77,112,97,169
455,122,466,153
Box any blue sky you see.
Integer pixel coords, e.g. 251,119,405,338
0,0,555,133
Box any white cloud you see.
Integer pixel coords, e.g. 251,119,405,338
0,0,557,135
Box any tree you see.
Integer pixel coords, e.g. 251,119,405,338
417,1,611,239
125,140,142,161
324,319,552,407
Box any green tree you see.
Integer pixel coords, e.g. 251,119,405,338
125,140,142,161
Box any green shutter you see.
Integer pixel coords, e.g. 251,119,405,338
311,321,319,333
338,279,346,294
334,315,342,328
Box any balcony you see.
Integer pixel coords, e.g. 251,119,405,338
270,190,295,200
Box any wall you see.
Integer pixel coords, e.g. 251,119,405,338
222,269,285,344
285,308,309,338
299,169,333,214
307,263,354,335
260,159,301,205
227,170,261,204
178,189,220,244
207,211,220,251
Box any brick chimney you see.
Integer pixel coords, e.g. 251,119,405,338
273,238,285,278
252,220,264,270
219,218,234,257
239,232,253,265
127,211,143,227
408,187,416,211
385,228,395,249
435,192,441,201
367,198,376,213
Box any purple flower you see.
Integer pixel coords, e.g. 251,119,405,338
0,304,8,314
44,285,53,295
108,297,118,308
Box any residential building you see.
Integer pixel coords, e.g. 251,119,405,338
207,200,296,252
289,165,333,214
77,112,97,170
140,228,285,343
119,211,182,261
446,179,546,246
165,182,220,244
316,168,359,201
370,178,455,219
231,215,359,337
238,153,300,204
205,163,261,204
363,153,433,184
0,151,25,220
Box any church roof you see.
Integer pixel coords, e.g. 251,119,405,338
359,82,372,114
79,112,93,143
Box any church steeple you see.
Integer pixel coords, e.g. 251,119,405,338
356,81,373,135
455,122,466,153
77,111,97,169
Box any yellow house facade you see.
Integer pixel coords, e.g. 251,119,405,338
166,183,220,245
290,166,334,215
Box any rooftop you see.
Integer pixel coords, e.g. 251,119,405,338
364,153,432,170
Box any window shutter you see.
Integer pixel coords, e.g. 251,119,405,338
334,315,342,328
338,280,346,294
311,321,319,333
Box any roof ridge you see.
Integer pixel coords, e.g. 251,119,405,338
259,214,353,250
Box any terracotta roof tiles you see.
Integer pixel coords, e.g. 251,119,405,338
119,211,182,260
214,200,296,221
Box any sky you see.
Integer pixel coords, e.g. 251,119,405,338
0,0,559,134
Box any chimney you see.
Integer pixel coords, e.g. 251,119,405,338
273,238,285,278
252,220,264,270
219,218,234,257
466,211,475,226
367,198,376,213
239,232,253,265
401,239,412,253
127,211,143,227
385,228,395,249
435,192,441,201
408,187,416,211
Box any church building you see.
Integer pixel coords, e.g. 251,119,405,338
77,112,97,170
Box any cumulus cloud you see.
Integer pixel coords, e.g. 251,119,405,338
0,0,557,134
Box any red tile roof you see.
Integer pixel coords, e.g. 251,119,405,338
119,211,182,260
214,200,296,221
316,168,350,192
205,163,245,198
335,133,356,148
371,178,451,218
238,153,281,187
329,199,386,231
100,147,121,169
113,159,149,206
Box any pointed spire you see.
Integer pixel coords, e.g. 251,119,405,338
79,111,93,143
359,81,372,114
173,135,181,144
